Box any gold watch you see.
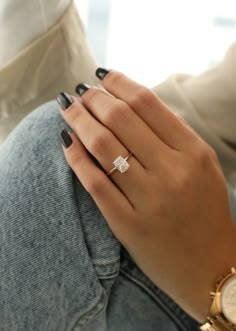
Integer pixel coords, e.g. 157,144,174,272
200,267,236,330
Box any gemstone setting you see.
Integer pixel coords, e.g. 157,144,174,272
113,156,130,173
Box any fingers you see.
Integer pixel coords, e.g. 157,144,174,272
57,95,147,206
59,130,134,235
95,68,199,151
75,84,173,170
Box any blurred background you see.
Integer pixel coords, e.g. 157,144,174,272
75,0,236,87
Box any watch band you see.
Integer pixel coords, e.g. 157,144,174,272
200,267,236,331
200,314,236,331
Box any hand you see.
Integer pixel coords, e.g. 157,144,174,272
57,69,236,324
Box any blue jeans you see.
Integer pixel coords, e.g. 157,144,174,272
0,101,236,331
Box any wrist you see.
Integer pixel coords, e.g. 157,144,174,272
181,227,236,324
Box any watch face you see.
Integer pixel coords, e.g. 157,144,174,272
221,274,236,324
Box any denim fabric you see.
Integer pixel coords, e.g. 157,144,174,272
0,101,235,331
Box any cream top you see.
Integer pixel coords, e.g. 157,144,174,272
152,42,236,189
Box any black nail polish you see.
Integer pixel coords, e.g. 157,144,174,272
95,67,110,80
57,92,73,110
75,83,90,96
59,129,73,148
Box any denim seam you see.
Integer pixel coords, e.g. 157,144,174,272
98,271,119,280
120,268,190,331
94,260,120,278
93,259,120,266
72,287,108,330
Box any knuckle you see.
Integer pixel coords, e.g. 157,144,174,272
174,167,192,190
180,171,192,188
104,101,129,125
88,132,110,155
131,87,153,106
69,107,83,123
192,145,216,168
172,145,219,190
199,148,213,164
87,88,98,104
86,176,106,195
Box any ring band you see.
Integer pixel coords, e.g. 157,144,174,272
106,152,133,176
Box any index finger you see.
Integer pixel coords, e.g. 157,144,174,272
95,68,199,151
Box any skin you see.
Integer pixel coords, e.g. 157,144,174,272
58,69,236,324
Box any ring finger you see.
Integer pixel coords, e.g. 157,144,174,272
57,93,148,206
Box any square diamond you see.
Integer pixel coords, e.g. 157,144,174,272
113,156,130,173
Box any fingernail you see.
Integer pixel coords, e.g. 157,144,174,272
95,67,110,80
59,129,73,148
57,92,73,110
75,83,90,96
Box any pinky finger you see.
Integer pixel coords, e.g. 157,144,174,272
59,129,134,236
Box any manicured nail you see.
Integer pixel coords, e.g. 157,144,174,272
57,92,73,110
59,129,73,148
95,67,110,80
75,83,90,96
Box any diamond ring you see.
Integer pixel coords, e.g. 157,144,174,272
106,152,132,176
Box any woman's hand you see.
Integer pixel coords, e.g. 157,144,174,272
57,68,236,323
